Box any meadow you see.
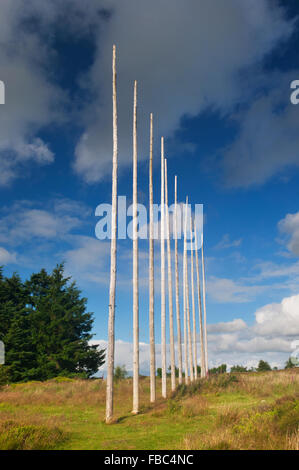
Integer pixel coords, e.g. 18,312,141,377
0,369,298,450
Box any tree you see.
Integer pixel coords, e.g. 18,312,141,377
114,365,128,380
0,266,105,383
230,365,248,373
209,364,227,375
257,360,271,372
285,357,296,369
106,44,118,423
26,265,105,380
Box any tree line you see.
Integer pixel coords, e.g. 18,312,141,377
0,265,105,383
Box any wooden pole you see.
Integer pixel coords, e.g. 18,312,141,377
165,159,176,392
183,198,189,385
106,45,118,423
201,233,208,376
185,207,194,383
161,137,167,398
132,80,139,414
194,222,206,378
149,113,156,403
174,176,183,384
190,217,198,380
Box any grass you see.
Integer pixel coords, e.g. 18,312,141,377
0,369,298,450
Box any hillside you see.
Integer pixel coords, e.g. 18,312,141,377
0,369,298,450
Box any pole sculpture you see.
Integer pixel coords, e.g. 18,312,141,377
149,114,156,402
201,233,208,376
160,137,167,398
106,45,118,423
194,222,206,378
183,198,189,384
174,176,183,384
190,217,198,380
132,80,139,414
165,159,176,392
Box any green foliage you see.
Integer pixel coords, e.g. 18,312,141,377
0,421,67,450
209,364,227,374
114,365,128,380
285,357,296,369
230,365,248,373
257,360,272,372
156,367,162,378
0,264,105,382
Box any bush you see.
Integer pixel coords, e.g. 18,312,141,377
0,421,67,450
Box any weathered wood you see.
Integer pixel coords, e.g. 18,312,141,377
174,176,183,384
201,233,209,376
183,198,189,385
165,159,176,392
106,45,118,423
132,80,139,414
149,113,156,403
190,218,198,380
194,222,206,378
161,137,167,398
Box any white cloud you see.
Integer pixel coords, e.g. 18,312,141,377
92,293,299,374
0,247,16,264
221,71,299,187
253,294,299,337
207,276,267,303
278,211,299,256
73,0,293,182
208,318,246,333
214,234,242,250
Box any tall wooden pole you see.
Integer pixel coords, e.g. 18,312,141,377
106,45,118,423
190,217,198,380
174,176,183,384
132,80,139,414
201,233,208,376
149,113,156,403
194,222,206,378
185,206,194,383
165,159,176,392
183,198,189,385
161,137,167,398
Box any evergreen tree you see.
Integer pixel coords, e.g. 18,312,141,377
257,360,271,372
0,265,105,382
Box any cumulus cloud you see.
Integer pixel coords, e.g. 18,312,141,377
278,211,299,256
253,294,299,337
92,293,299,375
207,276,268,303
221,70,299,187
73,0,293,182
208,318,246,333
0,247,16,265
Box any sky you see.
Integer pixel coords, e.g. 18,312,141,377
1,0,299,373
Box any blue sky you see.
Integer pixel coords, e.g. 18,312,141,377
1,0,299,372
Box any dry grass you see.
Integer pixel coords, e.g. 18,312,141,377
0,369,298,450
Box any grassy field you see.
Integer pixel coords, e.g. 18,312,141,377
0,369,298,450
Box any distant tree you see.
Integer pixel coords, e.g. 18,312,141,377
210,364,227,375
157,367,162,378
285,357,296,369
114,365,128,380
230,365,248,373
257,360,271,372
